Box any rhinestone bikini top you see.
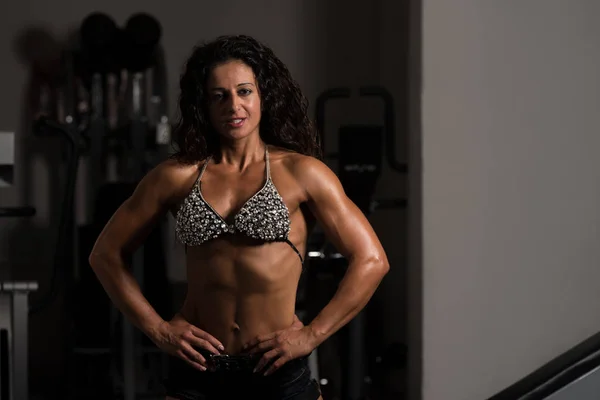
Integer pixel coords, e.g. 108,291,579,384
175,148,304,263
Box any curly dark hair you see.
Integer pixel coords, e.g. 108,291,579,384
170,34,321,164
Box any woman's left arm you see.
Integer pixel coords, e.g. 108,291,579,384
245,156,390,374
298,156,390,345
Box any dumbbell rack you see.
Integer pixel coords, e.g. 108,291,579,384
31,9,172,396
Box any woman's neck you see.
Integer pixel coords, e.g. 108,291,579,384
216,135,266,171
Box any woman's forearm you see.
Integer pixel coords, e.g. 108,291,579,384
307,256,389,346
89,253,165,340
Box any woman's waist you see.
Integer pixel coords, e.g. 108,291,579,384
181,293,296,354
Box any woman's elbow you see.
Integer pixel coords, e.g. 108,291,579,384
88,243,121,271
88,249,109,271
361,254,390,278
375,257,390,277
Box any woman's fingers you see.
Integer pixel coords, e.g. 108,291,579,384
179,342,208,371
191,326,225,352
187,335,221,355
181,341,206,363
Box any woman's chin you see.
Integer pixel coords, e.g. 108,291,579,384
218,128,258,142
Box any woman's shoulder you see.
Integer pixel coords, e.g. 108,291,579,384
143,157,205,196
154,157,202,177
268,145,319,165
268,146,331,179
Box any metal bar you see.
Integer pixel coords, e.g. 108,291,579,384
11,292,28,400
88,73,105,223
0,282,37,400
1,328,8,400
122,316,135,400
347,310,366,400
121,71,148,400
123,248,145,400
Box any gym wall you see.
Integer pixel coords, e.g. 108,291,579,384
421,1,600,399
0,0,410,396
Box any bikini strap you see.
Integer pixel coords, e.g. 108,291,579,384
285,239,304,264
265,147,271,180
194,157,211,187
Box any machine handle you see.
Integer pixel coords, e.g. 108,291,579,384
29,116,80,315
315,88,351,155
33,116,78,146
359,86,408,174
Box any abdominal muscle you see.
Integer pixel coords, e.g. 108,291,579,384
178,238,304,355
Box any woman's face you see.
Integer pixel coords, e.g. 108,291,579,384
206,59,262,142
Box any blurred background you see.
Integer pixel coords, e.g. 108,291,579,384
1,1,600,400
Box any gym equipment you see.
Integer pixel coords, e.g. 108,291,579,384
78,12,121,214
25,11,171,400
0,131,14,187
302,86,408,400
315,86,408,174
0,207,38,400
29,116,80,316
1,123,67,400
71,12,171,400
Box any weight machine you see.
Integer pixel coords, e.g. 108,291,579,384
0,117,75,400
301,86,408,400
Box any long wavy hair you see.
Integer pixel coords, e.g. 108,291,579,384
170,34,321,164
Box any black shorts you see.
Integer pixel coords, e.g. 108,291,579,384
163,352,321,400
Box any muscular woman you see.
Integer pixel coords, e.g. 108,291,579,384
88,35,389,399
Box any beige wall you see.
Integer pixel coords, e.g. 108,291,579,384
422,1,600,399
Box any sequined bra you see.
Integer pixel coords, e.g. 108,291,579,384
175,148,304,263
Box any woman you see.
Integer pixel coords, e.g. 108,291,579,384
89,34,389,400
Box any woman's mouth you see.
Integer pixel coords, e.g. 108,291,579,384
225,118,246,128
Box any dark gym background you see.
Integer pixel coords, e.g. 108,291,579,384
0,0,420,399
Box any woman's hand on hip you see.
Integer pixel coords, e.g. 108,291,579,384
241,319,317,376
151,313,224,371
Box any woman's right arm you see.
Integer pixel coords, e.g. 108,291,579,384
88,161,223,370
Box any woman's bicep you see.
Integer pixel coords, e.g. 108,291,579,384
90,165,176,260
300,158,387,264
